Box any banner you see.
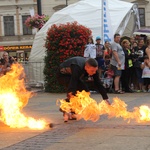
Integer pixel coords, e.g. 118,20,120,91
102,0,113,44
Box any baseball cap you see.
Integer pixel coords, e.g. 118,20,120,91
96,36,101,40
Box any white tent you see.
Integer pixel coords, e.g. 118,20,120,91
28,0,140,85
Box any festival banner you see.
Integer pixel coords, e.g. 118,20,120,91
102,0,113,44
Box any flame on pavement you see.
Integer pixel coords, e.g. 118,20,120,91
0,64,47,130
60,90,150,123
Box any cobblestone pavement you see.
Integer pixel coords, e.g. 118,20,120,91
0,92,150,150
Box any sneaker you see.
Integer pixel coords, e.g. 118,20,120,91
69,112,77,120
135,90,142,93
148,89,150,93
142,89,147,93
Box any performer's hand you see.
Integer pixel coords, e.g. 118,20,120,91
104,99,111,105
67,92,73,98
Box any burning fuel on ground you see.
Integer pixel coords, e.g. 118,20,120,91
1,64,149,130
0,63,47,130
60,90,150,123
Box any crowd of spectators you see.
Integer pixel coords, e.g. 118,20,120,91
84,34,150,93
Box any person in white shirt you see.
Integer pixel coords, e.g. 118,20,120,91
84,36,96,59
110,33,125,94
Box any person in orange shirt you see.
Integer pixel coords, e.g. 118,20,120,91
104,41,112,58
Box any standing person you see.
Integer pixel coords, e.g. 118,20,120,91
57,56,110,122
130,41,139,91
110,33,125,94
95,36,105,78
120,39,134,93
84,36,96,81
133,39,146,92
130,36,136,50
103,64,114,89
135,39,147,60
131,41,138,53
0,52,15,75
84,36,96,59
104,41,112,58
141,55,150,92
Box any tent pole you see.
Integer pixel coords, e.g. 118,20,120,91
102,0,104,44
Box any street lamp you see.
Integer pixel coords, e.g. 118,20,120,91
66,0,68,6
37,0,42,15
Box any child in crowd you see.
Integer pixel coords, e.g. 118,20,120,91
84,36,96,81
103,64,114,89
141,55,150,92
84,36,96,59
95,36,105,78
103,55,114,89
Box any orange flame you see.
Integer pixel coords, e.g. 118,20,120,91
59,90,150,123
0,64,47,129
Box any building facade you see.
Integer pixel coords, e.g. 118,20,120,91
122,0,150,28
0,0,149,61
0,0,79,61
0,0,37,61
41,0,79,17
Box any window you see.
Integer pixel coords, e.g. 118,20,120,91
138,8,145,27
4,16,15,36
22,16,32,35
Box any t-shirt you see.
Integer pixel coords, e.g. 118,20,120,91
95,44,105,58
110,41,125,70
84,44,96,58
142,63,150,78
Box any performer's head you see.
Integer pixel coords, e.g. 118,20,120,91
85,58,98,76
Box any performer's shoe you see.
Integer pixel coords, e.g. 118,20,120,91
63,112,76,122
68,112,76,120
61,97,76,122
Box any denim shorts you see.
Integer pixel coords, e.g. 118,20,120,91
110,65,122,76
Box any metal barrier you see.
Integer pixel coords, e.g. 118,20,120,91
21,61,45,89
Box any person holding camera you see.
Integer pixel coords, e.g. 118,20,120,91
0,52,15,75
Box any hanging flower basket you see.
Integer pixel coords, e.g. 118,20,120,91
25,14,49,29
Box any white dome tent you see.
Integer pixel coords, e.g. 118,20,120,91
28,0,139,87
